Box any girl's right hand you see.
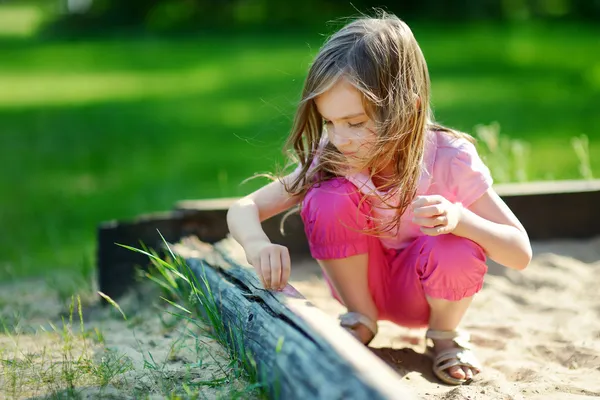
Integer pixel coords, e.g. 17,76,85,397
244,239,291,291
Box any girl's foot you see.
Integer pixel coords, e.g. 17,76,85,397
339,312,378,345
425,329,481,385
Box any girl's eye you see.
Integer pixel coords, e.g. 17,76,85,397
348,121,365,128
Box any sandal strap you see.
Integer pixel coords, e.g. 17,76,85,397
339,312,378,336
435,347,482,372
426,329,472,349
426,328,468,341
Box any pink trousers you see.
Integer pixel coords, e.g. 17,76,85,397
300,178,488,328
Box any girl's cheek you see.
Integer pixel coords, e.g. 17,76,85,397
358,141,374,154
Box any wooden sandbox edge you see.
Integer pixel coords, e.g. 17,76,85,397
169,236,416,400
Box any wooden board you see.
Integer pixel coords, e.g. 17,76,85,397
170,236,416,400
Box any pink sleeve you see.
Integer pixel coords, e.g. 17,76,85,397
447,141,493,207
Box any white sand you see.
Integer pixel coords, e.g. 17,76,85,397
289,236,600,399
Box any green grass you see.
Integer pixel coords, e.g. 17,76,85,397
0,281,261,399
0,3,599,280
119,237,270,398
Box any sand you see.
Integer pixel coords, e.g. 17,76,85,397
0,278,253,399
289,235,600,399
2,235,598,399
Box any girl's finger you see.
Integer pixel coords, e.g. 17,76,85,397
411,195,443,210
413,204,444,217
269,250,282,289
412,215,447,228
280,248,291,290
250,259,263,286
420,225,445,236
260,252,271,289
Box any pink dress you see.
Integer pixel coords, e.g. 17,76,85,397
298,129,493,328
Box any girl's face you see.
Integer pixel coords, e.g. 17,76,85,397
315,77,377,164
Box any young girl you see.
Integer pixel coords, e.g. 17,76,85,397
227,13,532,386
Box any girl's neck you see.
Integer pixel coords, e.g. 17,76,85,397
371,161,396,191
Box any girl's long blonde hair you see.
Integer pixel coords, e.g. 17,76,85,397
282,12,472,235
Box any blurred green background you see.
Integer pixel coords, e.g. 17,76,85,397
1,0,599,281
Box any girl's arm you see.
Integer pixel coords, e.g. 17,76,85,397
227,173,303,289
412,189,532,271
227,173,302,247
453,188,532,270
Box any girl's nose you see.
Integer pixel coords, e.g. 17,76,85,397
329,128,352,149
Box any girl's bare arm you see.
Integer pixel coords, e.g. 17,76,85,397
227,173,302,248
226,173,303,289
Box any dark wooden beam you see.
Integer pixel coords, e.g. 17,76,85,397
170,237,415,400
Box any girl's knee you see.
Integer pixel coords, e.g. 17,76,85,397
417,234,487,301
422,234,486,266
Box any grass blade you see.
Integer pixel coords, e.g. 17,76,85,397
97,291,127,320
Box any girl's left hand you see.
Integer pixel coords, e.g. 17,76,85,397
411,195,463,236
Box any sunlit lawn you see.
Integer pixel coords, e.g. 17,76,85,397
1,4,599,279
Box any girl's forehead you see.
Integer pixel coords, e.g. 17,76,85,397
315,79,365,121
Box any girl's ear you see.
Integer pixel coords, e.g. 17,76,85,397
416,96,421,111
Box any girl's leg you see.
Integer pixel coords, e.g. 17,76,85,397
427,296,476,380
385,234,487,380
300,178,389,344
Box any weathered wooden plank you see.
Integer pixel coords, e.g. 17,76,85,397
172,237,415,400
492,179,600,195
